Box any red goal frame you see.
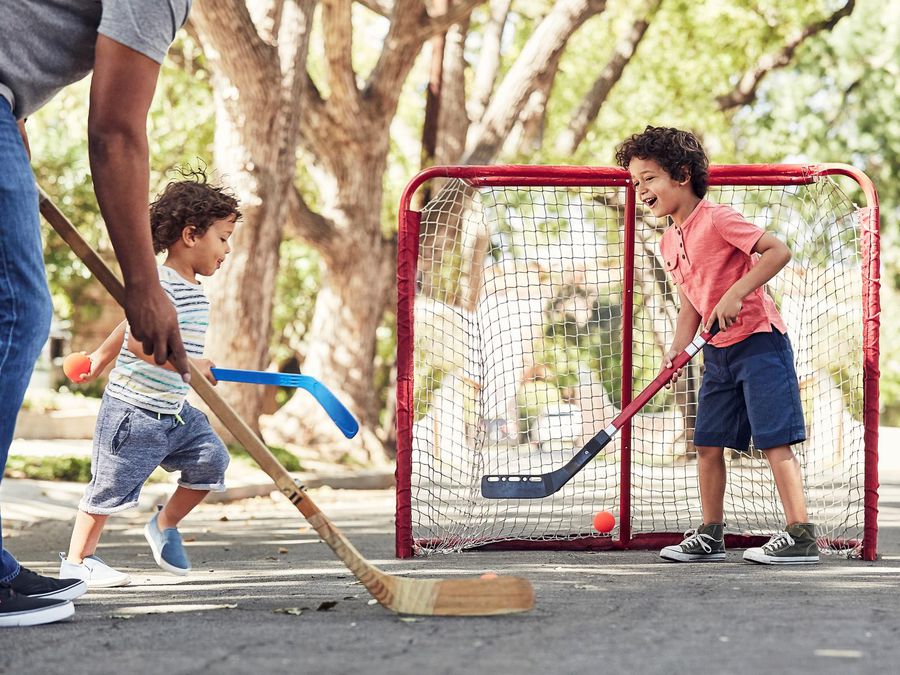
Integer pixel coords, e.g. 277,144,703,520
395,164,880,561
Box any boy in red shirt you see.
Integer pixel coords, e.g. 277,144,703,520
616,126,818,565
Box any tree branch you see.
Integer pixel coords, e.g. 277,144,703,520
190,0,281,112
362,0,480,125
287,185,341,265
267,0,287,43
418,0,484,40
468,0,511,124
435,18,471,164
355,0,392,17
322,0,362,121
557,0,661,155
273,0,316,184
464,0,608,164
716,0,856,110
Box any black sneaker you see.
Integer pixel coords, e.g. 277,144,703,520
6,567,87,601
660,523,726,562
0,586,74,627
743,523,820,565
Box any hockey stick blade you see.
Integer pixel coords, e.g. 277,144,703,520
40,191,534,616
211,368,359,438
482,430,613,498
481,321,720,499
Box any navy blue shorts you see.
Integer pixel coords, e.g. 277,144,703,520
694,328,806,452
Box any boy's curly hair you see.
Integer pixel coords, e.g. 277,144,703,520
150,167,242,254
615,126,709,198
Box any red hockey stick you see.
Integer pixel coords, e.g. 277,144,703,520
481,321,720,499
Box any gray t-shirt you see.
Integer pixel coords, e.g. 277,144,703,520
0,0,192,119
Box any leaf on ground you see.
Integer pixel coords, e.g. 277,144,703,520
274,607,304,616
316,601,338,611
278,547,289,554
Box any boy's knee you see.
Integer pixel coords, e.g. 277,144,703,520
695,445,724,459
214,445,231,474
202,443,230,478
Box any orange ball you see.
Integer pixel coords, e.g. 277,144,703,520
63,352,92,382
592,510,615,533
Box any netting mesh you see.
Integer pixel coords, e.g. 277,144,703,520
402,171,873,557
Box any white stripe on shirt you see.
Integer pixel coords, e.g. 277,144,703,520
105,265,208,414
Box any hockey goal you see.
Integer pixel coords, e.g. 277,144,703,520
395,164,879,561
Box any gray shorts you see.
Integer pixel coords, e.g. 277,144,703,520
80,394,230,514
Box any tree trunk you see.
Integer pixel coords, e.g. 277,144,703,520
189,0,311,437
202,92,287,436
265,162,396,465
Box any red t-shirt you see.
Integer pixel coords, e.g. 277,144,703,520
659,199,788,348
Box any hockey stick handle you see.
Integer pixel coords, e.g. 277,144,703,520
607,321,720,435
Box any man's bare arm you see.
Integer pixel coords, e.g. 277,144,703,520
88,35,190,381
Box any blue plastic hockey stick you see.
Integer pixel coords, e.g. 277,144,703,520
211,368,359,439
481,321,720,499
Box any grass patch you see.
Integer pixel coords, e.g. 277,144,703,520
3,455,168,483
227,444,304,472
3,444,302,483
4,455,93,482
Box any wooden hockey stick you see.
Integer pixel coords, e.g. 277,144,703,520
39,190,534,616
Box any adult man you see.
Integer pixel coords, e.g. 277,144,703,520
1,0,194,627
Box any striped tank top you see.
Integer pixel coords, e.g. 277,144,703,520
105,265,209,414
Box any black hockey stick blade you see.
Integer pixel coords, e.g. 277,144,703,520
481,321,720,499
481,431,613,498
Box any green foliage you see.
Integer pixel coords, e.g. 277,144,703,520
270,240,321,366
28,36,216,329
3,455,93,482
24,1,899,438
227,444,304,473
3,455,168,483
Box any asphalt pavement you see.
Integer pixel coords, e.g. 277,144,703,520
0,451,898,674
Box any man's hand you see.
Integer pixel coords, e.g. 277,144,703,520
708,290,743,331
124,283,190,381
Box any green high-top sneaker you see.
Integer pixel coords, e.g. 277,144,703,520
743,523,819,565
660,523,726,562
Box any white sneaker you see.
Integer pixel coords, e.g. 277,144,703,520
59,553,131,588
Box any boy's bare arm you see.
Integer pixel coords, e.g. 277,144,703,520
76,320,127,383
125,333,218,385
708,232,791,330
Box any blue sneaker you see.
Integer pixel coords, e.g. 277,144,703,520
144,509,191,576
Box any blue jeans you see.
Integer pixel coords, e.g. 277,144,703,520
0,98,53,583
